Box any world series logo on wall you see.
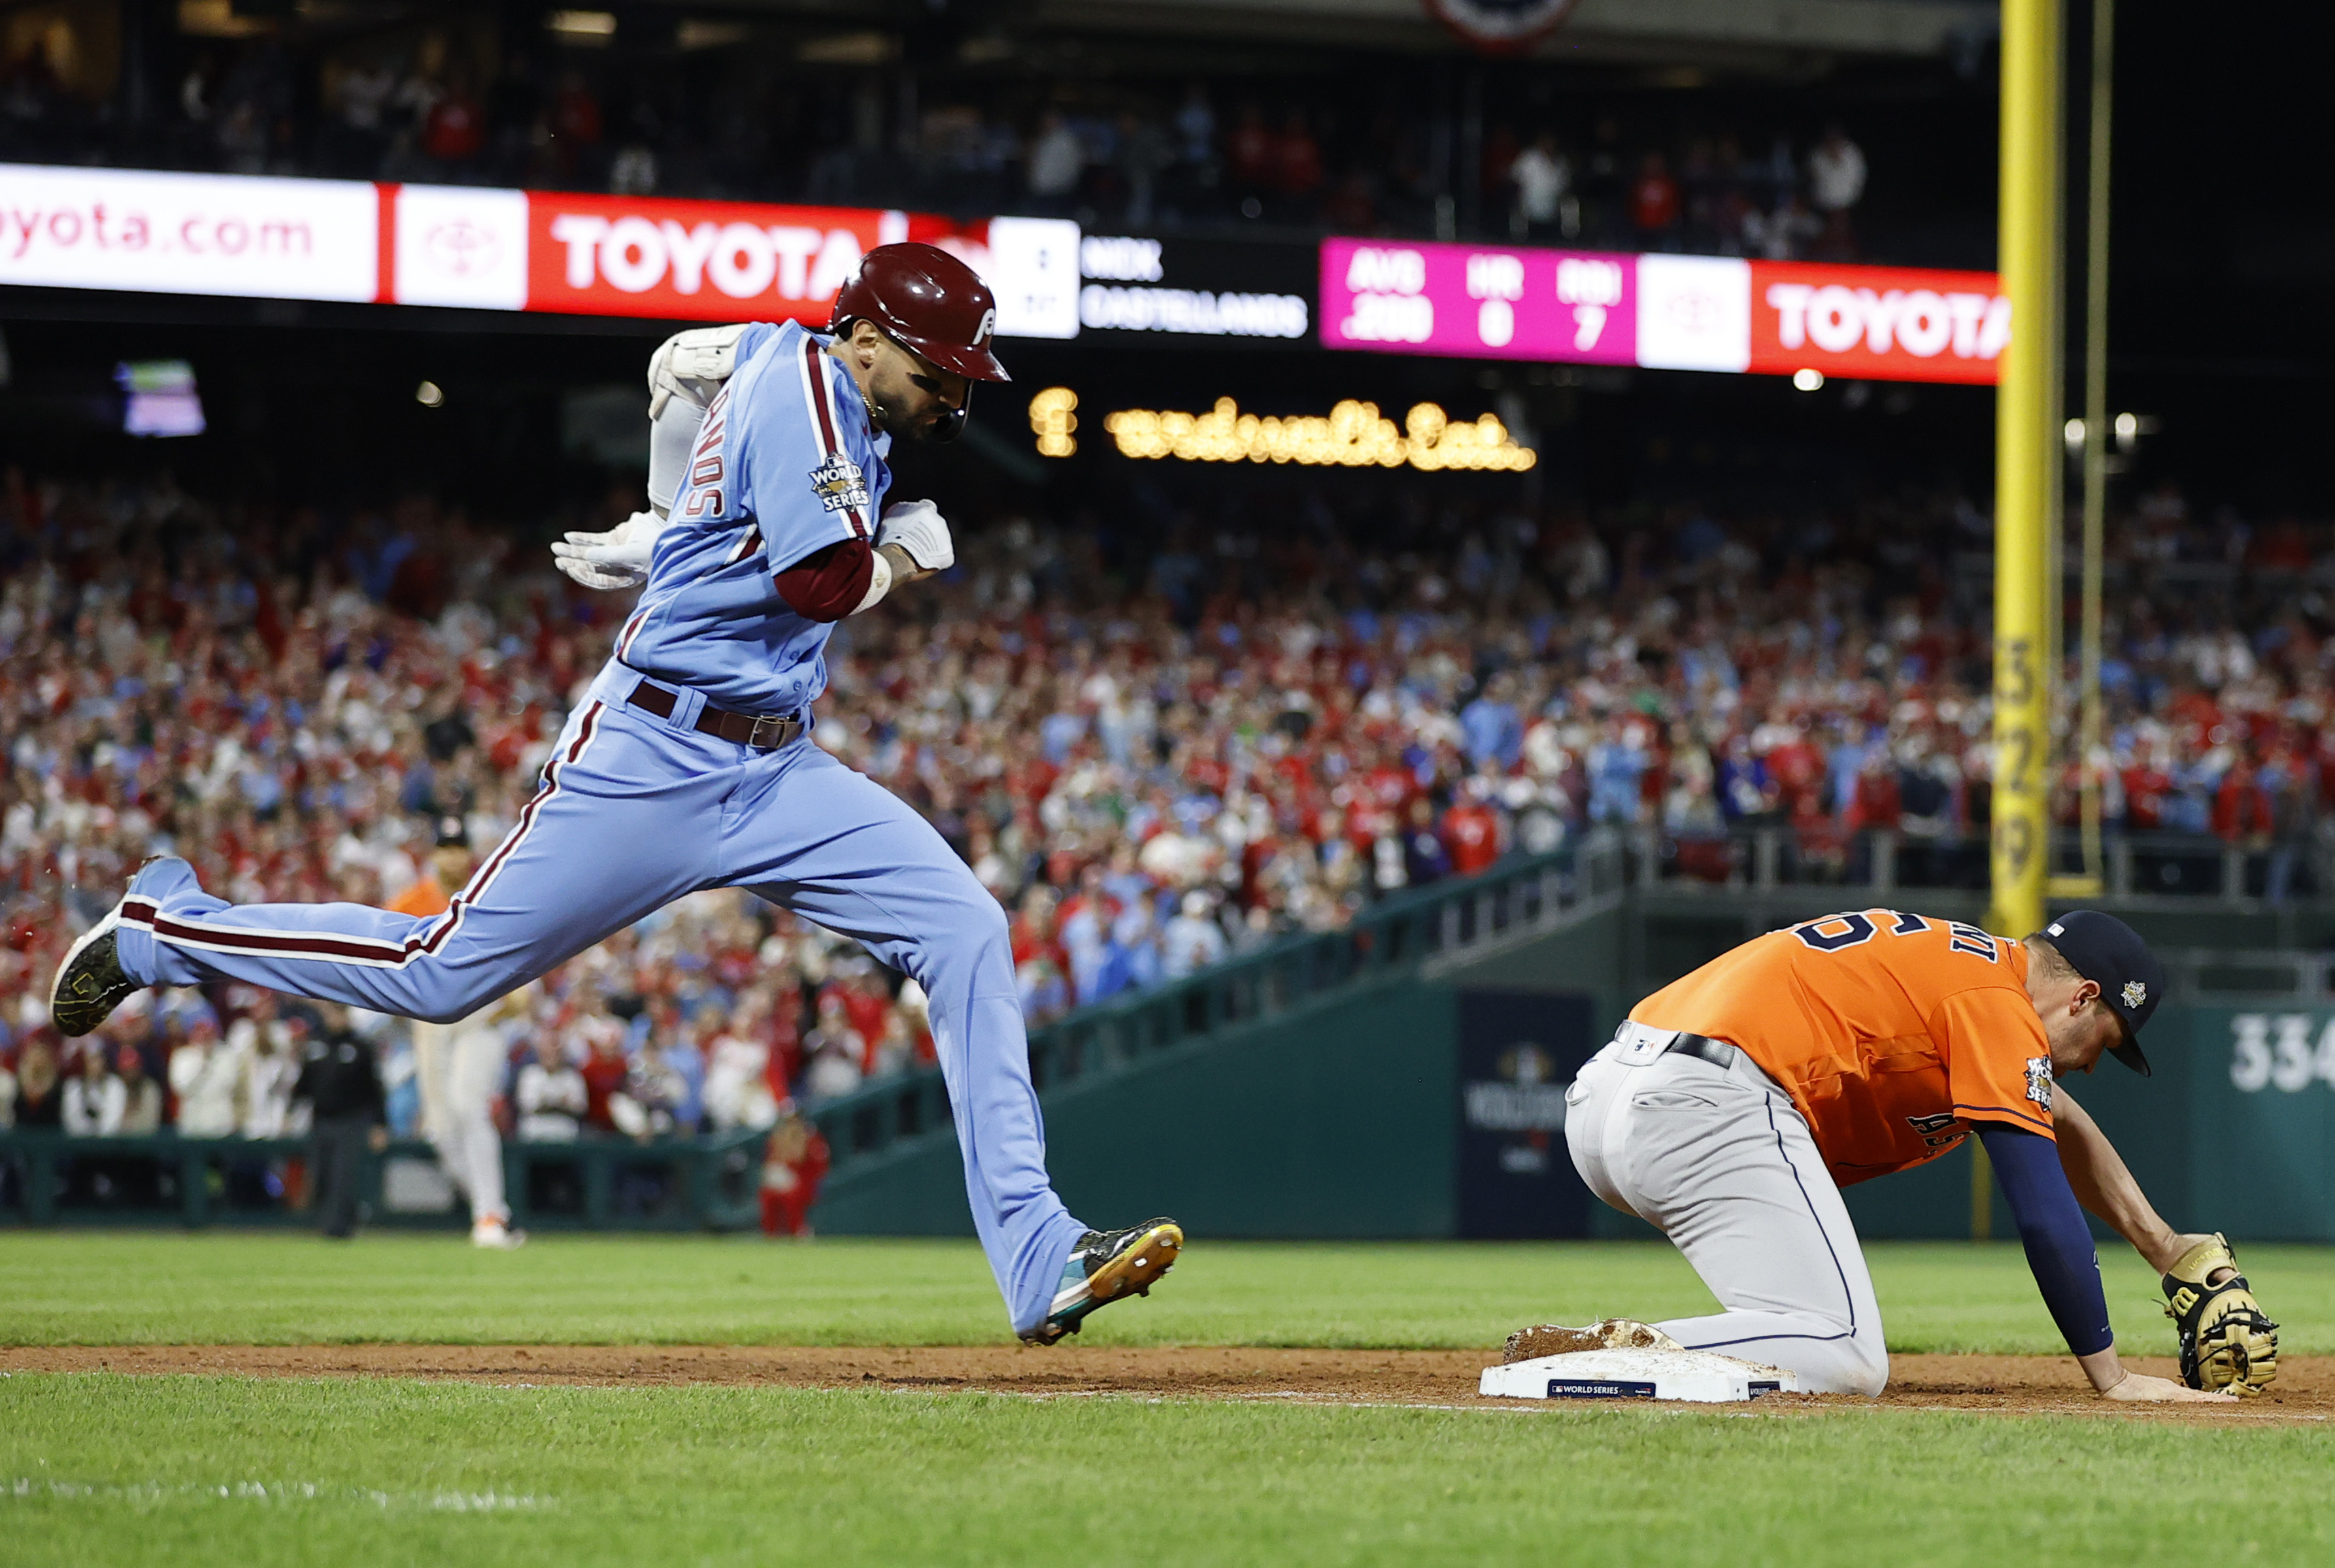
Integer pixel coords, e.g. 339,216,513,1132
1422,0,1581,53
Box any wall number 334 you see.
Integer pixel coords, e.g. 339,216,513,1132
2229,1014,2335,1093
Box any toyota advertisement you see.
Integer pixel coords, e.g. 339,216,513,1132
1320,237,2008,385
0,163,378,303
0,163,2006,384
0,163,1080,339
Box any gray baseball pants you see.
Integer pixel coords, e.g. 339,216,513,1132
415,1018,508,1227
1564,1022,1890,1395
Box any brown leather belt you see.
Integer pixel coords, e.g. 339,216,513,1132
627,680,803,751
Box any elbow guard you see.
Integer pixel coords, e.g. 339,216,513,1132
775,539,876,622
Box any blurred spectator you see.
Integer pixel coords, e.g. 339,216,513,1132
610,1039,688,1140
1273,111,1325,205
14,1037,62,1128
169,1015,243,1138
1509,132,1571,239
759,1103,829,1239
1630,152,1681,249
114,1043,163,1135
61,1045,122,1135
1227,105,1274,201
1162,890,1229,980
1026,110,1084,207
1807,124,1867,259
1173,84,1218,183
235,995,307,1139
516,1037,589,1141
578,1017,632,1134
1115,110,1170,227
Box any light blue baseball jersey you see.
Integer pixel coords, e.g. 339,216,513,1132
615,320,894,716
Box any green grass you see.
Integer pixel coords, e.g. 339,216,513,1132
5,1235,2333,1566
3,1375,2332,1568
5,1231,2334,1356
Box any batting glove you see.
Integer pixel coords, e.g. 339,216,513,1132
874,498,954,575
551,510,667,590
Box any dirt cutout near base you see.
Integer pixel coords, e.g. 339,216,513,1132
3,1345,2327,1423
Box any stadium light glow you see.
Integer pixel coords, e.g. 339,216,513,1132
416,380,445,408
548,11,618,41
1029,386,1077,457
1100,398,1535,472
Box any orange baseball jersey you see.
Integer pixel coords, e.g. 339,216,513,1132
1628,909,2055,1186
384,876,451,919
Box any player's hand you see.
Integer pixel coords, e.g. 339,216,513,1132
551,510,666,590
2099,1371,2235,1403
874,498,953,575
2159,1231,2238,1286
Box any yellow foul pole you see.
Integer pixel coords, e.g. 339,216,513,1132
1991,0,2058,946
1981,0,2062,1239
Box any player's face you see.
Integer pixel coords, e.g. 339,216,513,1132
2032,971,2120,1076
869,334,969,442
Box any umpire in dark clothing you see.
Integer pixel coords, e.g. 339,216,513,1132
288,1004,387,1239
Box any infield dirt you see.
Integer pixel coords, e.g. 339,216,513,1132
4,1346,2325,1422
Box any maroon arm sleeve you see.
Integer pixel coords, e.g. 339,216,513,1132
774,539,875,622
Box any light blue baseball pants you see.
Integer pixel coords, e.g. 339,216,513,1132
112,661,1088,1335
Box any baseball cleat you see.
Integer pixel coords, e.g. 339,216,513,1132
52,856,190,1036
1020,1218,1183,1345
1501,1317,1685,1365
471,1220,529,1251
50,906,135,1039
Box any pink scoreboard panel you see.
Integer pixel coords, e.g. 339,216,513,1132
1319,237,2006,386
1319,237,1636,366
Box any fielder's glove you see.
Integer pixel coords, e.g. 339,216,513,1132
2161,1232,2279,1395
551,510,667,590
874,498,953,575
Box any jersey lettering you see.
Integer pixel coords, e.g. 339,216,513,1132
1887,911,1931,936
1947,923,1999,962
1904,1110,1964,1150
1791,912,1877,952
676,388,731,520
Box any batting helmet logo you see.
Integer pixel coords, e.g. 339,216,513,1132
830,243,1011,383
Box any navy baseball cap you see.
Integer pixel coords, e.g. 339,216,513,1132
2041,911,2164,1076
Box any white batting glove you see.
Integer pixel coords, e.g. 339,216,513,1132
550,510,667,590
874,498,954,575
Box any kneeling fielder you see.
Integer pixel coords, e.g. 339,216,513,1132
1532,909,2277,1401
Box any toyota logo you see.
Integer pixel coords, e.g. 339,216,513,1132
1664,290,1719,332
426,219,501,276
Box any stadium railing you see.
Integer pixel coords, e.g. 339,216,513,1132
1635,825,2331,905
0,1129,765,1231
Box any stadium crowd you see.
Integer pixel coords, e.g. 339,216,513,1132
1,464,2331,1156
0,15,1881,258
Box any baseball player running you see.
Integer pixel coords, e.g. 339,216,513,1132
1519,909,2277,1400
50,243,1182,1345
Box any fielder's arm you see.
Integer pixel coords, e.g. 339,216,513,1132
2050,1086,2233,1283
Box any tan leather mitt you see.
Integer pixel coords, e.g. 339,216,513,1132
2161,1233,2279,1395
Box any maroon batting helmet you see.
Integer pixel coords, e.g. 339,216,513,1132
829,242,1011,383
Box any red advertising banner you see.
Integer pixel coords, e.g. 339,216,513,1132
1746,260,2008,384
528,193,918,322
